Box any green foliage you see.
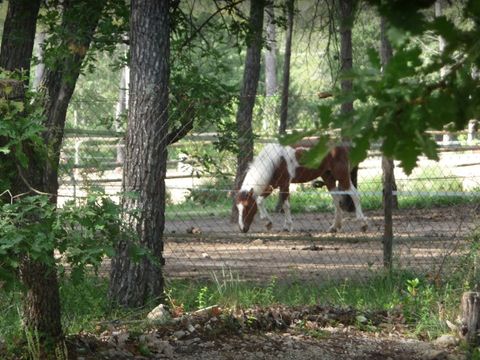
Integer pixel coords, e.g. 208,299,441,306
0,193,121,289
295,0,480,174
0,73,47,191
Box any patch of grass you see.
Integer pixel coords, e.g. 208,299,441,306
166,164,479,219
166,268,467,340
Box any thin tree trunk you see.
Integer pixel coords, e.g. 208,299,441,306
231,0,266,222
339,0,353,115
263,0,277,132
380,16,398,211
109,0,170,307
339,1,360,189
39,0,107,197
279,0,294,135
264,2,277,96
380,16,395,269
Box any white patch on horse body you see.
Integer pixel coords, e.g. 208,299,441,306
240,143,298,196
237,203,245,230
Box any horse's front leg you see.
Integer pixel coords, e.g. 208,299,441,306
329,189,343,233
257,196,273,230
279,189,293,232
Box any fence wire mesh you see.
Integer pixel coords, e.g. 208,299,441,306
58,105,480,284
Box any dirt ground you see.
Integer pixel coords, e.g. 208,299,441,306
162,205,479,281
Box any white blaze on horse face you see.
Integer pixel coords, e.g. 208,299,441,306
237,203,245,231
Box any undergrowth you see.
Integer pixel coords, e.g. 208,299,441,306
0,267,472,351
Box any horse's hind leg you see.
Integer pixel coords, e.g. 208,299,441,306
323,174,342,233
279,187,293,232
348,183,368,232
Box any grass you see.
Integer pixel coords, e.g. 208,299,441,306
166,165,480,219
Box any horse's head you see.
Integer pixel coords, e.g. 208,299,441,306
235,188,257,233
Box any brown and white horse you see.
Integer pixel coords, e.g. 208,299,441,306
235,143,368,233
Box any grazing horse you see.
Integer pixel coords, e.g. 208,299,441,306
235,143,368,233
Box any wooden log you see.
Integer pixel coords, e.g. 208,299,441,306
0,79,24,100
460,291,480,345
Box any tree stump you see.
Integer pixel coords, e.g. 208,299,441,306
461,291,480,345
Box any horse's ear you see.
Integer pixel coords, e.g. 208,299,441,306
248,188,254,197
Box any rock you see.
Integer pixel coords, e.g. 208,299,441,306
147,304,171,323
173,330,187,339
422,349,450,360
187,323,196,333
109,330,129,348
163,342,174,358
252,239,264,246
356,315,368,324
433,334,459,348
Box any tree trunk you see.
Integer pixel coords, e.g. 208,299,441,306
109,0,170,308
0,0,41,77
0,0,64,348
39,0,107,197
231,0,266,222
279,0,294,135
339,0,353,115
262,1,277,133
339,0,360,199
380,16,398,210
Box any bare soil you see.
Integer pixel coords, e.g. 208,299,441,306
161,205,479,281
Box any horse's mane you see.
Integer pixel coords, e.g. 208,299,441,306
240,143,296,196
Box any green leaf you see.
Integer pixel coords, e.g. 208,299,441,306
279,129,316,147
299,137,330,169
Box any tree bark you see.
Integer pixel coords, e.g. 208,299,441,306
380,16,396,269
279,0,294,135
39,0,107,197
231,0,266,222
380,16,398,211
264,2,277,97
262,0,277,132
339,1,360,191
109,0,170,307
0,0,41,78
0,0,64,347
339,0,354,115
460,291,480,346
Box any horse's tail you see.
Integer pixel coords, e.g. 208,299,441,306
339,166,358,213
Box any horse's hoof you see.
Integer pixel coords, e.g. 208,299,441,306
283,227,291,232
328,226,338,233
360,224,368,232
265,222,273,230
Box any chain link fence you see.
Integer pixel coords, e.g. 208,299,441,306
58,116,480,283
